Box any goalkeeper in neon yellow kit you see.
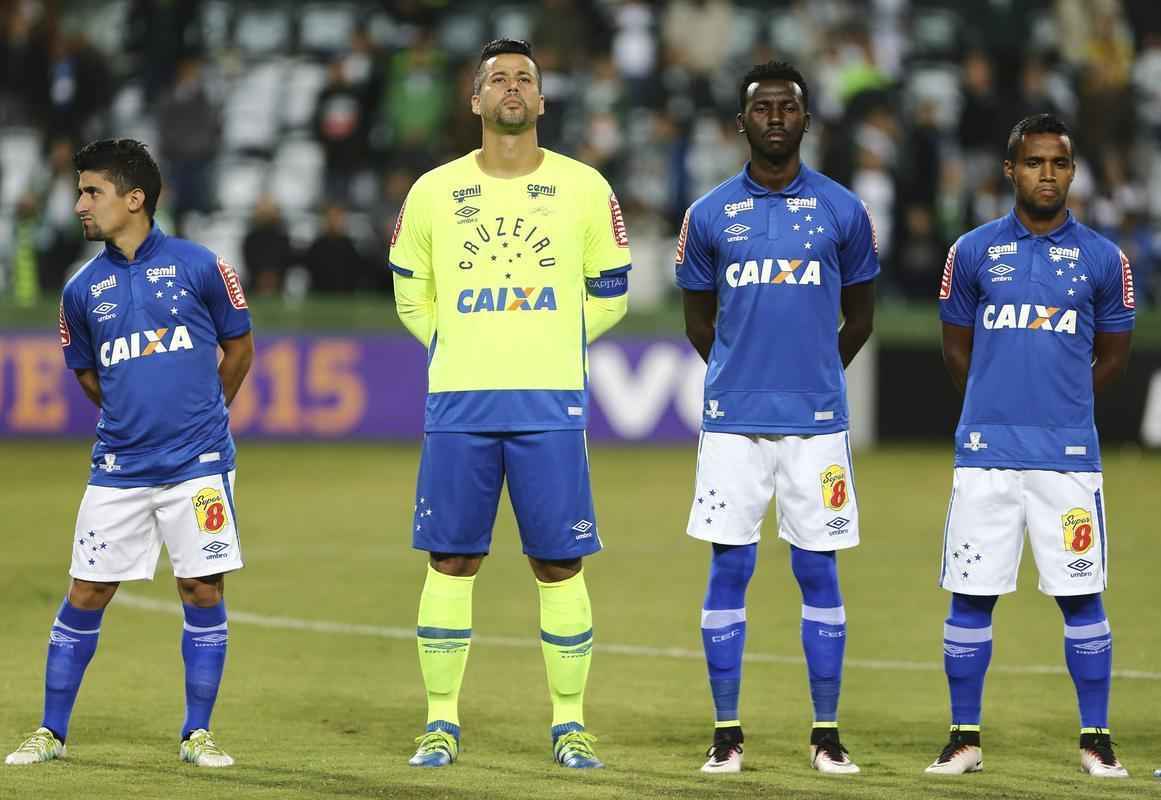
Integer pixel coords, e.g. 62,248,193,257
388,38,631,770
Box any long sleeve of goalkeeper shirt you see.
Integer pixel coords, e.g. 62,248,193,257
393,271,436,346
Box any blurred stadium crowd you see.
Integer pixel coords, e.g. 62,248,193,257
1,0,1159,309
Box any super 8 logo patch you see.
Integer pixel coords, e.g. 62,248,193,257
1062,507,1094,554
217,258,247,310
193,487,229,534
609,193,629,248
939,241,958,300
1120,249,1135,309
675,208,691,265
820,464,849,511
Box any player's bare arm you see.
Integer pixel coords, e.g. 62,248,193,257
218,332,254,407
73,368,101,407
941,322,973,395
682,289,717,364
838,281,874,368
1092,330,1131,394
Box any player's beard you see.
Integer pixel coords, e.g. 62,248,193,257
745,125,803,163
487,100,535,135
1019,187,1068,220
80,218,107,242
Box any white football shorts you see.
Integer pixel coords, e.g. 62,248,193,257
686,430,859,551
70,470,243,581
939,468,1107,596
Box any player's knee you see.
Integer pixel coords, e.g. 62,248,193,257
529,556,581,583
948,592,997,626
789,546,839,601
709,543,756,591
178,575,224,606
1055,592,1105,625
430,553,484,577
68,579,118,610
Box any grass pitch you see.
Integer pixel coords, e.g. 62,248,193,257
1,441,1159,799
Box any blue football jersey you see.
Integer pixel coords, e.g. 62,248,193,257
59,225,252,487
675,163,880,433
939,210,1134,471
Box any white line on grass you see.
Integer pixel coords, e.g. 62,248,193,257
115,592,1161,681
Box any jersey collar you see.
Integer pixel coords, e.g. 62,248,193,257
1004,208,1076,243
740,161,811,197
104,222,167,265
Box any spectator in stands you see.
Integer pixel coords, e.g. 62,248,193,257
158,56,221,234
893,204,948,300
241,194,294,297
303,204,369,293
315,61,370,204
41,31,113,143
28,137,85,292
376,29,449,166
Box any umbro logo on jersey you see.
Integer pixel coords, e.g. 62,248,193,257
456,286,557,313
785,197,817,213
987,242,1017,260
724,223,750,241
726,258,821,287
527,183,556,198
92,302,118,322
90,274,117,297
988,264,1015,282
455,205,480,222
723,198,754,218
982,303,1077,334
452,184,482,203
1049,245,1081,262
100,325,194,366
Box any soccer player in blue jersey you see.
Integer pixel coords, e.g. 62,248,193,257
926,114,1133,778
5,139,253,768
676,62,878,774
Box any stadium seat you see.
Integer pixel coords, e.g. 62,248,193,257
216,159,270,212
281,60,328,131
298,4,356,55
0,128,42,209
234,8,292,56
270,138,324,211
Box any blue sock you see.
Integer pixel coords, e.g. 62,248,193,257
1057,594,1111,731
42,600,104,741
181,602,229,739
700,543,756,724
943,593,996,727
791,546,845,723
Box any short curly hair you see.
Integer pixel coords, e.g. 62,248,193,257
738,61,809,112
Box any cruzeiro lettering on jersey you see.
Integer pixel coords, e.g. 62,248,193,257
726,258,822,287
981,303,1077,334
457,286,558,313
460,215,556,270
100,325,194,366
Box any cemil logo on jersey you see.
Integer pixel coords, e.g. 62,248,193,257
982,304,1077,334
820,465,849,511
1049,245,1081,262
724,198,754,218
451,184,481,204
99,325,194,367
456,286,557,313
527,183,556,199
726,258,821,287
1062,507,1095,555
987,242,1017,261
90,274,117,297
145,265,177,281
785,197,817,213
192,487,229,534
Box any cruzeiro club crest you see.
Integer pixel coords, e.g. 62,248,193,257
820,464,849,511
192,487,229,534
1061,507,1094,554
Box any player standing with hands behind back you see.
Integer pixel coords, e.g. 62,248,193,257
389,40,631,770
6,139,253,768
676,62,878,775
927,114,1133,778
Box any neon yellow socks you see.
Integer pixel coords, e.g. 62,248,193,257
538,571,594,728
416,565,475,726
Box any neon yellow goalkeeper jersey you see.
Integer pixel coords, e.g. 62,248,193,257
389,149,632,432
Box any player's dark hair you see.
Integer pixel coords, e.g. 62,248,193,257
1005,114,1073,161
474,38,541,94
74,138,162,218
739,61,809,112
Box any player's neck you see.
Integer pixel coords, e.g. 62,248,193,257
1014,204,1069,237
747,152,802,193
476,130,543,178
108,219,153,262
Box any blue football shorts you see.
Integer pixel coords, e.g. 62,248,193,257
411,430,600,560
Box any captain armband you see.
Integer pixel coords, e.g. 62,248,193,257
585,272,629,298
